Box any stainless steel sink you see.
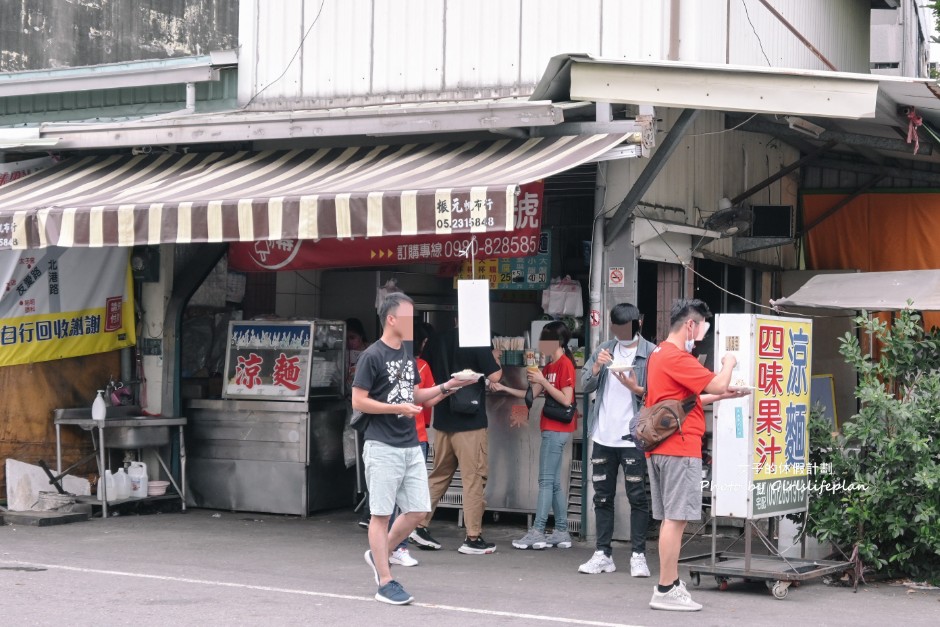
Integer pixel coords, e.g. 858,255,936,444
107,424,170,448
53,406,171,447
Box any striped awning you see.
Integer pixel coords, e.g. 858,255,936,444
0,133,627,250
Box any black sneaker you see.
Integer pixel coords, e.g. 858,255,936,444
458,535,496,555
408,526,442,550
357,517,370,531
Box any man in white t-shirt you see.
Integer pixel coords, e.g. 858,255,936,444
577,303,657,577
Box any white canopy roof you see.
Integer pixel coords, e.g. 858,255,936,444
771,270,940,311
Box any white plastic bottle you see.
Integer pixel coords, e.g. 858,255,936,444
113,467,131,500
96,470,115,501
127,461,149,499
92,390,107,421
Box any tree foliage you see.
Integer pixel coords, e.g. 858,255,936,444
804,309,940,582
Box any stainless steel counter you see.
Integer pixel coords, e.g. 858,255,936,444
53,407,187,519
186,398,354,516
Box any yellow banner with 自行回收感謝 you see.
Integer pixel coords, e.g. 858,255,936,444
0,247,136,367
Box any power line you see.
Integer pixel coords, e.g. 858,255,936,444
741,0,773,67
242,0,327,110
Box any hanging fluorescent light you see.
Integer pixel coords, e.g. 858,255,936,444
593,144,643,161
0,127,59,150
785,116,826,139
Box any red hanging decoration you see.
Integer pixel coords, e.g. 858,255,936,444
906,107,923,155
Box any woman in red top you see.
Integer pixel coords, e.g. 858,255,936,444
494,321,577,550
412,322,439,459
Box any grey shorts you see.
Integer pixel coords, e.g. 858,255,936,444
363,440,431,516
647,455,703,521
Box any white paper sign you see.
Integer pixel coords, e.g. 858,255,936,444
457,280,491,347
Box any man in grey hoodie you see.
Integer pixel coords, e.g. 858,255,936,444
578,303,657,577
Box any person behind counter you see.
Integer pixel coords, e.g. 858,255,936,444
352,294,475,605
491,320,578,551
348,317,375,530
346,317,370,386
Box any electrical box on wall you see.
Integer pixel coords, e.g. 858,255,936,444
141,338,162,356
131,246,160,282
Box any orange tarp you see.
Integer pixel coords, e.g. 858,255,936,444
804,191,940,328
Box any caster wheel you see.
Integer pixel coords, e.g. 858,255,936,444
492,512,500,522
690,572,701,587
772,582,789,599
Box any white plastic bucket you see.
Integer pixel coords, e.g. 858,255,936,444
128,461,149,499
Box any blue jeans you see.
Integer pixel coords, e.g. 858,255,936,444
534,430,570,532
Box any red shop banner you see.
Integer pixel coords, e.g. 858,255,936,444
228,182,544,272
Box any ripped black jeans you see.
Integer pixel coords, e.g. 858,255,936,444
591,442,650,556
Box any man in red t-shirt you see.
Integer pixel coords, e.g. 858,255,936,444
645,299,746,612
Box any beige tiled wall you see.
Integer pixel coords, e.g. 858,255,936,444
275,270,322,319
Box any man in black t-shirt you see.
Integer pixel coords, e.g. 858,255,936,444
409,323,502,555
352,294,474,605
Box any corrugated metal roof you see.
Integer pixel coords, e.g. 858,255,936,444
239,0,873,108
0,69,238,125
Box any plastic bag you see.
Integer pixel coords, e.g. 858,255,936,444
542,276,583,316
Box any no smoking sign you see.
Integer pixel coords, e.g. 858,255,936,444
608,266,625,288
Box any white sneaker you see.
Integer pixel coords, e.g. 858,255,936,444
578,550,616,574
389,547,418,567
630,552,651,577
649,583,703,611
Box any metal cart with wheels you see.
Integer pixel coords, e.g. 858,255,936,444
680,517,854,600
687,314,854,600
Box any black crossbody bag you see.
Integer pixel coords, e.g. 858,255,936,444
543,394,576,424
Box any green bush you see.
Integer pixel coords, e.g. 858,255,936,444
804,309,940,582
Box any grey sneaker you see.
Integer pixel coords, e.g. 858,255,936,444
512,528,548,550
649,583,702,611
545,529,572,549
364,549,380,585
630,552,651,577
578,550,616,574
375,579,414,605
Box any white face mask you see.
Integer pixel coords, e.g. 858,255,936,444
685,320,709,353
619,335,638,346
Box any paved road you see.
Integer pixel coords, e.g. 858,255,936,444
2,508,938,626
